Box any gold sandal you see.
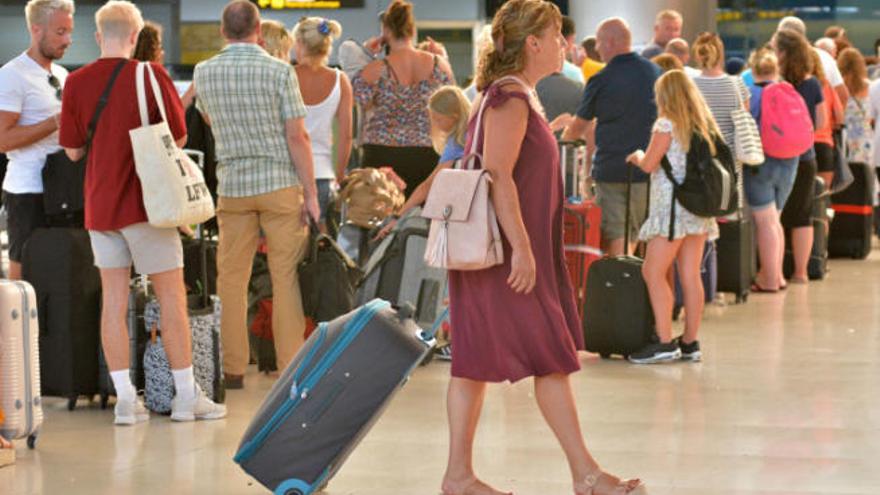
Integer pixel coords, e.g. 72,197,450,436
574,471,642,495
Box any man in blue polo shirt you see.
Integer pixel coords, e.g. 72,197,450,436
563,17,660,256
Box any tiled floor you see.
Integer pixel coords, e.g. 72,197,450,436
2,249,879,494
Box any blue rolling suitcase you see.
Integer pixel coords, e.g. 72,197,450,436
234,299,435,495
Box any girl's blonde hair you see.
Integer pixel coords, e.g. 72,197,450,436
261,20,293,61
428,86,472,155
475,0,561,90
654,70,722,154
293,16,342,60
749,46,778,79
692,32,725,70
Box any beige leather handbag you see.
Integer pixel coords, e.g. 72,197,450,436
422,79,507,270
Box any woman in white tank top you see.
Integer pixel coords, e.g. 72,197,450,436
293,17,353,224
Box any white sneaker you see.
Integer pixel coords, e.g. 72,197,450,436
170,384,227,422
114,396,150,426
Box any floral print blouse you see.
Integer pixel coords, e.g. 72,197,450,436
352,56,452,148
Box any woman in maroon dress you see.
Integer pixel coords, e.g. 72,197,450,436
441,2,642,495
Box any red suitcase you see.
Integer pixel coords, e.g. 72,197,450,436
563,200,602,317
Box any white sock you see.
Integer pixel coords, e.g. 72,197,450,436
110,370,135,402
172,366,196,401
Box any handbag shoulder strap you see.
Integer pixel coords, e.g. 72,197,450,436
464,75,530,171
136,62,169,127
85,59,128,148
730,76,746,113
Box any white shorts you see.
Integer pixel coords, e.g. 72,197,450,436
88,222,183,275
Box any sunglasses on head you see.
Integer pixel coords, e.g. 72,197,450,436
48,74,62,101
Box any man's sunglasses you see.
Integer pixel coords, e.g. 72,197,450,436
48,74,62,101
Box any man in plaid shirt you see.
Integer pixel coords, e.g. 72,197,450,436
194,0,319,388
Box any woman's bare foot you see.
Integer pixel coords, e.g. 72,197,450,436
574,470,641,495
441,475,512,495
0,435,11,449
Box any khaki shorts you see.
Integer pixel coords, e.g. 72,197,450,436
89,222,183,275
595,182,649,241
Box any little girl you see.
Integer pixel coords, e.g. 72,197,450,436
375,85,471,237
626,70,722,364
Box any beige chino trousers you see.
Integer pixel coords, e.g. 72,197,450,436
217,186,308,375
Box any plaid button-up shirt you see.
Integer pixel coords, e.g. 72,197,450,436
194,43,307,198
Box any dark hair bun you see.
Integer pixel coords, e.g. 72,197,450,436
383,0,415,40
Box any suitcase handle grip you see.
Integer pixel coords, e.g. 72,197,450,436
290,322,328,400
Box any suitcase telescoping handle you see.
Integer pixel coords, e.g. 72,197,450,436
625,162,632,250
184,149,211,310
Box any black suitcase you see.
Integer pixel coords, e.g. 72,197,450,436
234,299,434,495
784,177,829,280
716,217,756,303
829,161,874,259
183,236,217,296
583,167,654,358
21,227,104,410
356,212,447,331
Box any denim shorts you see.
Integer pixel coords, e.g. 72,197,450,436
743,156,799,211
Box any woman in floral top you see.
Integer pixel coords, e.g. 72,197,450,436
352,0,454,198
838,48,873,165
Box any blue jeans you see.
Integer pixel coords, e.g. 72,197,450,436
743,156,799,211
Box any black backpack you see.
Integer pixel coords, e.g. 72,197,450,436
661,132,738,240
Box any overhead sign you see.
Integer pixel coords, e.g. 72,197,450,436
251,0,364,8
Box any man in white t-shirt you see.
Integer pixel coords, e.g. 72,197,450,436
0,0,74,280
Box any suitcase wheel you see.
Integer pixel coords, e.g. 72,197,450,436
67,397,77,411
27,434,37,450
100,392,110,410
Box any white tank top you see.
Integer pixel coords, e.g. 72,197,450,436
304,69,342,180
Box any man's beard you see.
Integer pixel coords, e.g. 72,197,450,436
39,37,68,61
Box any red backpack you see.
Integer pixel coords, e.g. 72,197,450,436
759,81,814,159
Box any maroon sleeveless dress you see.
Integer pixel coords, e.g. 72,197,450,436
448,85,584,383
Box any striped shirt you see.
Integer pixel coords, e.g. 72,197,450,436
692,74,750,147
194,43,307,198
693,74,750,211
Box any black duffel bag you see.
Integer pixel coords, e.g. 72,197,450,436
298,219,363,324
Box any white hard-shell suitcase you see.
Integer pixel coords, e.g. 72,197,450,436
0,280,42,448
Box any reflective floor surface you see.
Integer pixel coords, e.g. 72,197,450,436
2,248,878,494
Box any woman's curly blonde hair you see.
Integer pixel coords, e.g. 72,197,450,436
475,0,561,91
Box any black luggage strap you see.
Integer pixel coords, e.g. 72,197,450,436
83,60,128,155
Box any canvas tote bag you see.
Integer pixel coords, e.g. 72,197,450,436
421,78,526,270
730,78,764,166
130,62,214,228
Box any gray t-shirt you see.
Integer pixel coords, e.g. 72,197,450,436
536,72,584,123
